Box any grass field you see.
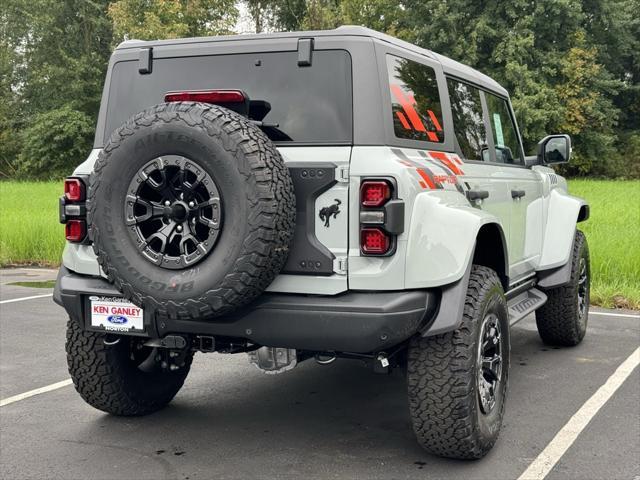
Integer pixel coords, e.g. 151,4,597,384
0,179,638,308
0,181,65,267
568,180,640,309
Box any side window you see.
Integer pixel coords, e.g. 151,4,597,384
485,93,523,164
446,78,488,161
386,55,444,143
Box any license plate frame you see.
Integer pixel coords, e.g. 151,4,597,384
87,295,146,334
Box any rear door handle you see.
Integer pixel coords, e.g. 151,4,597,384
511,189,526,199
467,190,489,201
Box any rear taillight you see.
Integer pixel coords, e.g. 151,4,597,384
164,89,246,104
64,178,85,202
65,220,86,242
361,228,390,255
360,180,391,207
60,176,88,243
359,179,400,256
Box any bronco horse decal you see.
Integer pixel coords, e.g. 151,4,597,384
319,199,342,228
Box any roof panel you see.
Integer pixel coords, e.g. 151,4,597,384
116,25,507,97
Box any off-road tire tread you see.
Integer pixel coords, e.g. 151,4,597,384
66,319,193,416
88,102,295,319
407,265,507,459
536,230,589,346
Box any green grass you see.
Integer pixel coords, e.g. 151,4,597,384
0,179,638,308
7,280,57,288
568,180,640,309
0,181,65,266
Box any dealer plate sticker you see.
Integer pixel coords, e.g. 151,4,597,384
89,296,144,332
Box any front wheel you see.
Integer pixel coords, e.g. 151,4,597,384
66,319,193,416
407,265,510,459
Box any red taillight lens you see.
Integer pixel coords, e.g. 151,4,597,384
360,180,391,207
164,89,246,104
64,178,85,202
65,220,86,242
361,228,390,255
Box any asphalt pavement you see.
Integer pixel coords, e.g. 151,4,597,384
0,268,638,480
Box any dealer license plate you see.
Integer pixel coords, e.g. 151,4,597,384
89,296,144,332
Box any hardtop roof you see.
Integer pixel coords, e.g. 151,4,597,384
116,25,508,97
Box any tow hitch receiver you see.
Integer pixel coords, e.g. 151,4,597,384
248,347,297,374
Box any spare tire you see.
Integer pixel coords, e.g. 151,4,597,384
88,102,295,319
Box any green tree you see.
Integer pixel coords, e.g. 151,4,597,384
271,0,307,30
1,0,113,178
555,32,620,176
18,107,95,178
0,24,20,177
244,0,276,33
403,0,630,176
108,0,238,42
16,0,113,118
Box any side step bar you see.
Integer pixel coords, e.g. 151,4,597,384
507,287,547,326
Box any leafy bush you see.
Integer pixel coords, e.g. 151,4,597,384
17,106,94,179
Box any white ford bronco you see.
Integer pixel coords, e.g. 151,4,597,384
55,26,591,459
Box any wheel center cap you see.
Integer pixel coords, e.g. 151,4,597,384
171,203,188,222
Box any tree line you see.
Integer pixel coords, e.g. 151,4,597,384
1,0,638,179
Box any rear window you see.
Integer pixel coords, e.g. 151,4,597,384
386,55,444,143
105,50,353,144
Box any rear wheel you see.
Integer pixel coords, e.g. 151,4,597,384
536,230,590,346
407,265,510,459
66,319,192,416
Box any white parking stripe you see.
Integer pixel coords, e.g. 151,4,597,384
518,347,640,480
0,379,73,407
0,293,53,304
589,311,639,319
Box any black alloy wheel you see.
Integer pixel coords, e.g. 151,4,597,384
477,313,503,415
125,155,222,269
577,256,589,326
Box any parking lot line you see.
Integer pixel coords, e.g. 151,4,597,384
517,347,640,480
0,293,53,304
0,379,73,407
588,310,639,319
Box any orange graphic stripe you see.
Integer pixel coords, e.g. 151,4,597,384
390,84,427,133
427,110,443,132
416,168,436,189
429,151,464,175
395,111,411,130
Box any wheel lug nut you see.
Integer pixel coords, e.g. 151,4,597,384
164,200,171,206
188,201,195,208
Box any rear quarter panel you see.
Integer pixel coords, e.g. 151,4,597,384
349,146,506,290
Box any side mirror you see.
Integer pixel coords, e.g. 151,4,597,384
537,134,571,165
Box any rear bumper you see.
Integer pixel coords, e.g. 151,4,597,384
54,267,439,353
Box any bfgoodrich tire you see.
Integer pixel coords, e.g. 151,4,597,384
88,102,295,320
407,265,510,459
66,319,193,416
536,230,590,346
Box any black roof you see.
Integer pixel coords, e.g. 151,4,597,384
116,25,507,96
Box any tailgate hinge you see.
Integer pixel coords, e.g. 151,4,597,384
334,256,348,275
337,165,349,183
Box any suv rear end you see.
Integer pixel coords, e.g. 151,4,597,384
57,27,438,355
